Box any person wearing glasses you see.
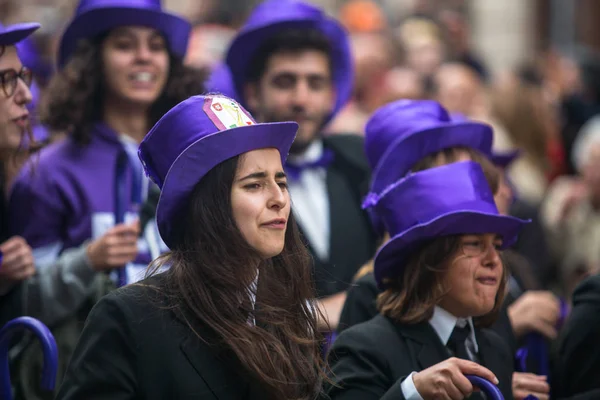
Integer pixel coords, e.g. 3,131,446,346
6,0,205,395
325,161,528,400
0,22,37,301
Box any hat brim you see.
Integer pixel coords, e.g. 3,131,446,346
0,23,40,47
156,121,297,249
58,7,191,67
226,19,353,125
373,210,528,289
370,122,493,195
491,149,521,168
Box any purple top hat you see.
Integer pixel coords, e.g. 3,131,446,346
371,161,529,289
138,94,298,249
58,0,191,67
204,62,239,101
0,22,40,47
450,113,521,169
365,101,494,197
225,0,353,124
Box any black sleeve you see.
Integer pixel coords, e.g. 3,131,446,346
56,293,138,399
551,303,600,398
337,274,379,334
325,325,407,400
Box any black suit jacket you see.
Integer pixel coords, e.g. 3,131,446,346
324,314,514,400
551,274,600,399
303,135,376,298
56,274,269,400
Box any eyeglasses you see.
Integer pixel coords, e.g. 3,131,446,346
460,237,502,258
0,67,33,98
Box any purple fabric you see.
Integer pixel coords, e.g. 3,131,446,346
284,148,334,180
58,0,191,67
0,22,40,46
371,161,529,289
138,94,297,249
9,123,153,267
204,62,239,100
225,0,353,125
365,100,494,198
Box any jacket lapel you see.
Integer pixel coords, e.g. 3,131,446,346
392,321,451,370
180,335,250,400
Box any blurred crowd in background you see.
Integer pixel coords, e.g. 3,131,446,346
5,0,600,299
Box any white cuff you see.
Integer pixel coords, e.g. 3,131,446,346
400,372,425,400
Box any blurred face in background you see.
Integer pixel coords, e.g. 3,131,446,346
101,26,170,108
245,50,335,154
433,63,486,118
582,143,600,203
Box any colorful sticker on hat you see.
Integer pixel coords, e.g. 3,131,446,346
203,96,255,131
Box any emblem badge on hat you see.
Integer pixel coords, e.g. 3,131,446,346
203,96,255,130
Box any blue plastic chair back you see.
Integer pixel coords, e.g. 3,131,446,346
0,317,58,400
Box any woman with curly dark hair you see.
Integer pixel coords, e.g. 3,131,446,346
8,0,206,282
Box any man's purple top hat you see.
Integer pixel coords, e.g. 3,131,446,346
58,0,191,67
225,0,353,124
138,94,298,249
205,62,239,101
371,161,529,289
0,22,40,47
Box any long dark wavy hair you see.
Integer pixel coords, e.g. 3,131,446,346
147,155,327,400
40,34,207,144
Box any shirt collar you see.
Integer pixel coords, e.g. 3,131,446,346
429,306,479,353
286,139,323,165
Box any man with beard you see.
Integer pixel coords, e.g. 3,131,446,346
225,0,376,330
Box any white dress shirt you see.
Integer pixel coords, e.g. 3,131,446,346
286,140,330,261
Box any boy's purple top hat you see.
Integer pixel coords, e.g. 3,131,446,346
371,161,528,289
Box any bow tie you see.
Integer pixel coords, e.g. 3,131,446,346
285,149,335,181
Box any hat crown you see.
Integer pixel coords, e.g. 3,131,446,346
76,0,162,14
138,95,257,188
243,0,324,31
373,161,498,237
365,100,452,169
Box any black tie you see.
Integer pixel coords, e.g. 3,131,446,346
448,324,486,400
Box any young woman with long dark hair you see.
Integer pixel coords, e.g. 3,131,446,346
57,95,326,400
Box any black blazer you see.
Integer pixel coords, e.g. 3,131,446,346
56,274,270,400
551,274,600,399
324,314,514,400
304,135,377,298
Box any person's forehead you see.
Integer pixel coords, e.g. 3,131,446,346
0,46,22,70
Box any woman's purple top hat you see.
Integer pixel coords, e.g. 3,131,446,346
138,94,298,249
225,0,353,124
58,0,191,67
371,161,529,289
0,22,40,47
